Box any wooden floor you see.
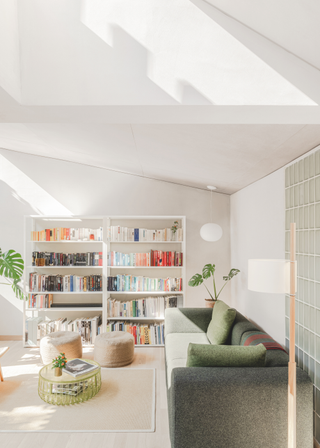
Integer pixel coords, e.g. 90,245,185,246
0,341,171,448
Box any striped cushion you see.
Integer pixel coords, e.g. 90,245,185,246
240,331,287,353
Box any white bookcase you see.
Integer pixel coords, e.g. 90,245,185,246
23,215,186,348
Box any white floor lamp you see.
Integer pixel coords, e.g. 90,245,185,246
248,223,297,448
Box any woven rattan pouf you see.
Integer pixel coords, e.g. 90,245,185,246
94,331,134,367
40,331,83,365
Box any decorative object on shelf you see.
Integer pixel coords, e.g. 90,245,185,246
0,247,25,300
248,222,297,448
52,352,67,377
171,221,179,241
188,263,240,307
200,186,223,242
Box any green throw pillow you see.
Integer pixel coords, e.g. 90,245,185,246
186,343,267,367
206,300,236,345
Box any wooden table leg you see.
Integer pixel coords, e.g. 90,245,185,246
0,363,4,382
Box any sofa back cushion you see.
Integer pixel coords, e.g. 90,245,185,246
186,343,267,367
206,300,236,345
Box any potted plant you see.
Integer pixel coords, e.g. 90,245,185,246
52,353,67,376
0,248,25,300
171,221,179,241
188,264,240,307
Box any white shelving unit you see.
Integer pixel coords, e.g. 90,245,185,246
23,215,186,349
105,216,186,347
23,216,105,348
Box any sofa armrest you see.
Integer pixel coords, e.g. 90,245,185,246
165,308,212,337
168,366,312,448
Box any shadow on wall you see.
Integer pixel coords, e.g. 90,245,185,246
0,295,23,336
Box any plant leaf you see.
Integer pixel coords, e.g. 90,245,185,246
223,268,240,282
202,264,215,279
188,274,203,287
11,278,26,300
0,249,24,280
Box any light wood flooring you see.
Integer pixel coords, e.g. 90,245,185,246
0,341,171,448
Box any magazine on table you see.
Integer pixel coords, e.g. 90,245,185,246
62,358,99,377
52,381,88,396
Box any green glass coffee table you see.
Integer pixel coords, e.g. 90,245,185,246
38,359,101,405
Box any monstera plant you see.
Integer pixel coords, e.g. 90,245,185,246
188,263,240,305
0,248,25,300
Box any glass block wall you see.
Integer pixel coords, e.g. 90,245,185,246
285,149,320,443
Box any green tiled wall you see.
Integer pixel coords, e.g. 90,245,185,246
285,149,320,441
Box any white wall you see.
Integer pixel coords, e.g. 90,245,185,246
230,168,286,344
0,149,231,336
0,0,21,102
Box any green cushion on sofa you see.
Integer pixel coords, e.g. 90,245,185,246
206,300,236,345
186,343,267,367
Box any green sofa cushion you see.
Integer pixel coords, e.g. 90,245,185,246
186,343,267,367
206,300,236,345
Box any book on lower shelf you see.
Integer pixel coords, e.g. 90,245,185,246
62,359,99,377
107,275,182,292
107,250,182,267
25,315,102,346
107,226,182,242
106,321,165,345
107,295,181,318
29,273,102,292
28,294,53,308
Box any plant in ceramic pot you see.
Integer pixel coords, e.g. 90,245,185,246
52,353,67,376
188,264,240,307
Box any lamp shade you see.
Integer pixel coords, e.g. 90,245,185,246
248,259,296,295
200,223,223,242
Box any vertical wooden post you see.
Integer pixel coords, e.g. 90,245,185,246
288,222,296,448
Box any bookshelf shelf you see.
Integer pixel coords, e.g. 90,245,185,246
108,266,181,269
27,266,102,269
24,215,186,349
109,241,183,244
108,291,184,295
26,307,103,312
28,241,103,244
135,344,164,347
28,291,102,294
108,317,164,321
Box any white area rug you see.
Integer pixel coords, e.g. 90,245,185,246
0,366,155,432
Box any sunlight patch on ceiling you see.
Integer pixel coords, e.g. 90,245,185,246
80,0,315,105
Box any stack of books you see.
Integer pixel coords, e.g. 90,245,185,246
31,227,103,242
107,295,180,318
32,252,102,266
28,294,53,308
29,273,102,292
106,322,165,345
107,226,183,242
107,275,182,292
25,316,102,346
107,250,183,266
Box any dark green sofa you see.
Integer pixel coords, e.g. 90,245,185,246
165,307,313,448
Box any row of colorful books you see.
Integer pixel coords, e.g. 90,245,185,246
107,226,183,242
32,251,103,267
106,322,165,345
107,295,179,318
107,250,183,267
25,316,102,346
29,273,103,292
107,275,183,292
28,294,53,309
31,227,103,242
